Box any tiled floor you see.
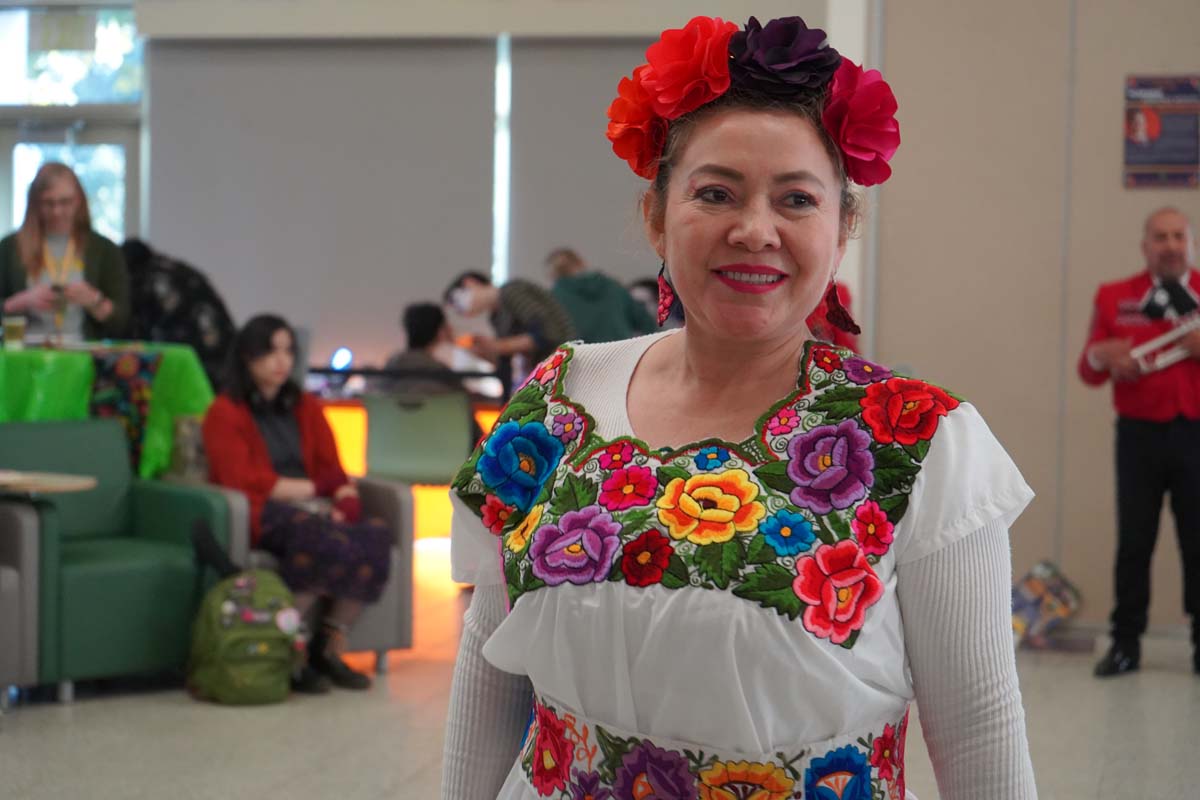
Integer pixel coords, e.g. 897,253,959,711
1,539,1197,799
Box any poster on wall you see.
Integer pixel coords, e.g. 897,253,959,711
1124,75,1199,189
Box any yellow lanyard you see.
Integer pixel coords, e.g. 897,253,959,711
42,238,79,286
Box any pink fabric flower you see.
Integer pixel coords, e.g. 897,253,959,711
822,59,901,186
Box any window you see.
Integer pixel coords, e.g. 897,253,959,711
0,7,141,241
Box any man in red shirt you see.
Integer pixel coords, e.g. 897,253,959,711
1080,207,1200,677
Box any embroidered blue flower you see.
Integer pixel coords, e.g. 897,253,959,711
477,420,564,511
760,509,815,556
805,745,873,800
693,446,731,472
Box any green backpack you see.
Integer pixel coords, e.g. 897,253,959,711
188,569,304,705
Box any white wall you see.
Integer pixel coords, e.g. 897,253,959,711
145,40,495,366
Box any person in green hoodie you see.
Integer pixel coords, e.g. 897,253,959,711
548,247,655,343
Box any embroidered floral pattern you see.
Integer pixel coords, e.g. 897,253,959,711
451,343,963,650
521,697,904,800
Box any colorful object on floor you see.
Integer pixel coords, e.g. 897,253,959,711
1012,560,1081,647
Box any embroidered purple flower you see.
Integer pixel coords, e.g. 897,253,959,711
786,419,875,514
843,357,893,385
729,16,842,97
552,412,584,444
570,770,614,800
613,741,696,800
529,505,622,586
693,445,730,472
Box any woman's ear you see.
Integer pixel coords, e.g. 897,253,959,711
641,191,665,260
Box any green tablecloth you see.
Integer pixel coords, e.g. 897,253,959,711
0,344,214,478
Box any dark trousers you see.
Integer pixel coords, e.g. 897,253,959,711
1112,417,1200,643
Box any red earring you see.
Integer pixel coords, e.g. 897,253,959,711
657,264,678,327
824,282,861,335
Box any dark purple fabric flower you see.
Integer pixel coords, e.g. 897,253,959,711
612,741,696,800
570,770,614,800
787,419,875,514
729,16,842,97
843,357,893,385
529,505,622,586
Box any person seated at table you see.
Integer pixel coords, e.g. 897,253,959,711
202,314,391,692
381,302,462,396
0,162,129,340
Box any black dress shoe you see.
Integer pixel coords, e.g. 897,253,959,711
311,651,372,690
1094,642,1140,677
291,664,332,694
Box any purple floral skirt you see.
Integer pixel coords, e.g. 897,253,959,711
259,500,392,603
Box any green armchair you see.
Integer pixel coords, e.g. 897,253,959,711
0,420,229,700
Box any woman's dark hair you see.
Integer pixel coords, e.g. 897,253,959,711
403,302,447,349
443,270,492,303
224,313,301,410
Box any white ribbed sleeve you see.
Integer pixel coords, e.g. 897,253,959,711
440,583,532,800
897,520,1038,799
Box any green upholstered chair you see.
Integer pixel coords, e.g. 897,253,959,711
363,392,475,485
0,420,228,701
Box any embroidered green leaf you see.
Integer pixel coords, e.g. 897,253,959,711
732,563,803,620
596,727,637,784
608,557,625,582
903,438,932,462
754,460,795,494
825,511,852,540
451,455,481,490
550,472,598,516
694,539,744,590
876,493,910,522
871,445,920,496
746,534,777,564
811,384,868,409
661,553,690,589
812,399,867,422
812,516,839,546
458,492,486,518
523,575,546,593
656,465,691,486
839,629,862,650
498,394,548,427
534,481,553,507
618,508,654,534
518,409,547,427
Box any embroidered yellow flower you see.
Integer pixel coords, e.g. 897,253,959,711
505,504,543,553
656,468,765,545
698,760,795,800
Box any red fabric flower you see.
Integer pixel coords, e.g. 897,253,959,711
481,494,515,535
852,500,894,556
599,465,658,511
642,16,738,119
793,540,884,644
622,529,674,587
860,378,959,446
813,346,843,373
531,703,572,795
607,64,668,180
822,59,901,187
870,722,900,782
598,441,636,470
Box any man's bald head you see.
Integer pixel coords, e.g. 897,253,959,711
1142,207,1196,279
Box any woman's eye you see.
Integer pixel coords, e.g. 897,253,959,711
696,187,732,203
782,192,814,208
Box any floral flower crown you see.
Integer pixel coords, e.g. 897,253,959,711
606,15,900,187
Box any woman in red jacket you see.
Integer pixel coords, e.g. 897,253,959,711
203,314,391,692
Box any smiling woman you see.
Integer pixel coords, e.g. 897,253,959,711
442,15,1038,800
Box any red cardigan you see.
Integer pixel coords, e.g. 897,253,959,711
202,392,349,544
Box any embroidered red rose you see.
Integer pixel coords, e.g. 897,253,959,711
621,529,674,587
859,378,959,446
480,494,515,535
822,59,901,187
851,500,894,556
813,346,843,373
607,64,668,180
642,16,738,119
599,465,658,511
793,540,884,644
531,703,572,795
